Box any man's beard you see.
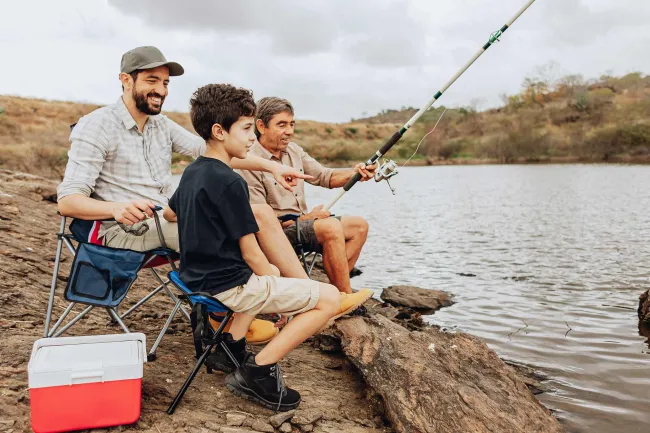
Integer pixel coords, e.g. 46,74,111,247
133,88,165,115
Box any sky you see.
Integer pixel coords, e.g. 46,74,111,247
1,0,648,123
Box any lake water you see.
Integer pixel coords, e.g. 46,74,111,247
175,164,650,432
305,164,650,433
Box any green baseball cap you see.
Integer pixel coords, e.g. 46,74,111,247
120,46,184,76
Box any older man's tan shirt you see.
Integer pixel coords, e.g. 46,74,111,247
236,141,334,216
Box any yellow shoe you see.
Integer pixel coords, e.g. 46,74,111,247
319,289,374,333
336,289,374,320
209,314,279,346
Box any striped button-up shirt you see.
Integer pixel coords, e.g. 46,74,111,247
57,97,205,235
58,97,205,204
236,141,334,216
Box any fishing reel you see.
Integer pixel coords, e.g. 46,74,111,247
374,158,399,195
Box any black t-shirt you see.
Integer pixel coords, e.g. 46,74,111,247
168,156,259,295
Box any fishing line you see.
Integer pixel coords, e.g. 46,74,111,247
403,108,447,167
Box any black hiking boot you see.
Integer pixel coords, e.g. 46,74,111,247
205,333,248,374
225,354,301,412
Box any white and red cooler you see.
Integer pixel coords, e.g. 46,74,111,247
28,333,147,433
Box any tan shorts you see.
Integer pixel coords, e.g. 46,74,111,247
102,217,180,252
214,274,320,317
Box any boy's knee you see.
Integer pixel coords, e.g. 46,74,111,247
318,283,340,315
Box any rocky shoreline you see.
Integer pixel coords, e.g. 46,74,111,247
0,170,564,432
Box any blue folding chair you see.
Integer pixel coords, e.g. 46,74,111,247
43,207,190,361
164,271,237,414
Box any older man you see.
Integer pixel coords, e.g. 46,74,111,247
237,97,375,294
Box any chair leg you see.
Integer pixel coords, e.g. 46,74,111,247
48,302,76,337
52,305,94,338
148,300,182,362
167,310,234,415
307,253,319,277
119,284,165,320
106,308,130,333
149,269,191,322
44,218,66,338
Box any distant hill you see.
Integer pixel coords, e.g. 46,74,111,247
353,108,418,125
1,71,649,179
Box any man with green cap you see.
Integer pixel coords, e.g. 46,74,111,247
56,46,312,343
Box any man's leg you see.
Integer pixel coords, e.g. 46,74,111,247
339,215,369,271
251,204,308,280
313,218,352,294
103,218,179,251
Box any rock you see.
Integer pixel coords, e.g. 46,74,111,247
0,419,15,429
381,285,453,312
335,315,565,433
226,413,248,427
204,421,222,431
3,206,19,214
639,290,650,323
311,331,341,353
300,425,313,432
349,266,363,278
323,358,344,369
291,409,322,426
220,428,253,433
269,410,295,428
279,422,292,433
372,303,400,320
250,419,274,432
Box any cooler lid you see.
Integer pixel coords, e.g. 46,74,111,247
28,333,146,389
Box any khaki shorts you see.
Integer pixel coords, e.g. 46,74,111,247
215,274,320,317
103,217,180,252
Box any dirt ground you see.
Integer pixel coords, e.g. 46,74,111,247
0,170,389,433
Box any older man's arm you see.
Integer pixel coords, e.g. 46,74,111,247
327,162,376,188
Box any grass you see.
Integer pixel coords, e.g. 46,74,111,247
1,71,650,179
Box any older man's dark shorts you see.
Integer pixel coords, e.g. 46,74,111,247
283,216,342,253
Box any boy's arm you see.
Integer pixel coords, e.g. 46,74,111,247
231,155,313,192
163,205,177,222
239,233,276,276
218,178,274,276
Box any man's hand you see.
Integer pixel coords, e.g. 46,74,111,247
299,204,331,222
271,163,314,192
354,162,377,182
112,200,155,225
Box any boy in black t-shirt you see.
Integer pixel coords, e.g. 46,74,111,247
164,84,371,411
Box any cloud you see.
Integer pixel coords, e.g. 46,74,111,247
0,0,649,122
108,0,428,68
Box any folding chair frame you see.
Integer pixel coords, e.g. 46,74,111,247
279,214,321,277
165,276,238,414
43,212,190,361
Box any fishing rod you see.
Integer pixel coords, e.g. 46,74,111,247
324,0,538,211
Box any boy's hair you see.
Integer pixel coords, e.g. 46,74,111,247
255,97,294,138
190,84,256,141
